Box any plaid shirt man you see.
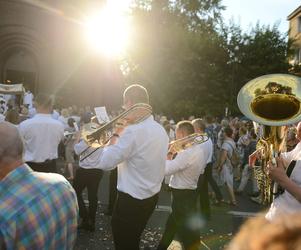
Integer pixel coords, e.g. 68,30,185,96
0,164,78,250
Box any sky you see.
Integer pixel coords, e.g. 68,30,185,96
110,0,300,34
222,0,300,34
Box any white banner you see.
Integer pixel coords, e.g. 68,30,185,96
0,84,25,94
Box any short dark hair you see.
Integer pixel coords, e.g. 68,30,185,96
34,93,53,109
224,126,233,137
192,118,206,132
177,121,194,135
67,118,75,127
123,84,149,104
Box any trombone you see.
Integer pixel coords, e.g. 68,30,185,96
79,103,152,161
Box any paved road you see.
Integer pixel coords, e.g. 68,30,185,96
72,170,264,250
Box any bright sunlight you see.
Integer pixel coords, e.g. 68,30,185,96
84,1,131,58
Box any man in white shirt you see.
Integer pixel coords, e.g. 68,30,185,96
157,121,207,250
192,118,214,221
73,118,104,232
265,122,301,221
19,93,64,173
23,89,33,108
85,84,169,250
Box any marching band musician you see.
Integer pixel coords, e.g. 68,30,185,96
192,118,214,221
82,84,169,250
19,93,64,173
73,113,104,232
157,121,208,250
264,121,301,221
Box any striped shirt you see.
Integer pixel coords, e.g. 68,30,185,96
0,164,78,250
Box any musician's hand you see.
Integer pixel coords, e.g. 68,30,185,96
167,152,173,160
249,149,261,167
267,157,289,185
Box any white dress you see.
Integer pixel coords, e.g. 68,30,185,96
220,139,235,188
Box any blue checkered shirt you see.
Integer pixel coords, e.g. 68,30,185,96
0,164,78,250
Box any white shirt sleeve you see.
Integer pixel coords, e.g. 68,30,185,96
97,128,135,170
74,140,89,155
165,150,192,176
281,142,301,167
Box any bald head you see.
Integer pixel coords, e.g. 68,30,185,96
0,122,23,164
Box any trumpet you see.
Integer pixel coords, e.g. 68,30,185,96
79,103,152,161
168,133,209,154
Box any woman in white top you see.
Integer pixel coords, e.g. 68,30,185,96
217,126,237,205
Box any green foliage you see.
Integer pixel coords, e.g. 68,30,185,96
125,0,291,119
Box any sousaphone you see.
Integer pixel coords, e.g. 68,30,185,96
237,73,301,204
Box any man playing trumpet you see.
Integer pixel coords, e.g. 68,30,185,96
157,121,208,250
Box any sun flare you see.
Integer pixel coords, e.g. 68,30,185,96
84,5,130,58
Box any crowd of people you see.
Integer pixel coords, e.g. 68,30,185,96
0,84,301,250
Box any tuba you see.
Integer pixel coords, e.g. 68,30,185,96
169,133,209,154
237,73,301,204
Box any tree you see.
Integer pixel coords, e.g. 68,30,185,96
124,1,292,118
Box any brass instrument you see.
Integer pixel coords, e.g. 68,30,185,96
169,133,209,154
79,103,152,160
237,74,301,204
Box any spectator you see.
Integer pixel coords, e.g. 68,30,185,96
227,213,301,250
0,122,78,249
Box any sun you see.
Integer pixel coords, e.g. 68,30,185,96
84,4,131,58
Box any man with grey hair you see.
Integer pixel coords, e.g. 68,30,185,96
0,122,78,250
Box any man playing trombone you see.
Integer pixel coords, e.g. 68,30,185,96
81,84,169,250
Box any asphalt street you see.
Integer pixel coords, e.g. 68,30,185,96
73,170,264,250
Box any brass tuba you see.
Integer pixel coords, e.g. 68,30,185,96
237,73,301,204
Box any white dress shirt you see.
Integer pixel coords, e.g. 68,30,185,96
166,143,208,190
90,115,169,200
19,114,64,162
266,142,301,220
203,137,213,164
74,140,104,169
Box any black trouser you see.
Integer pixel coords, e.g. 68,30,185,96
108,168,118,213
157,188,200,250
206,163,223,201
73,168,103,225
27,160,57,173
197,173,210,221
111,191,158,250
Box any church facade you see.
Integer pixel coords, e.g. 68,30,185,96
0,0,123,108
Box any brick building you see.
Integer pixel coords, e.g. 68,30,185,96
288,5,301,74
